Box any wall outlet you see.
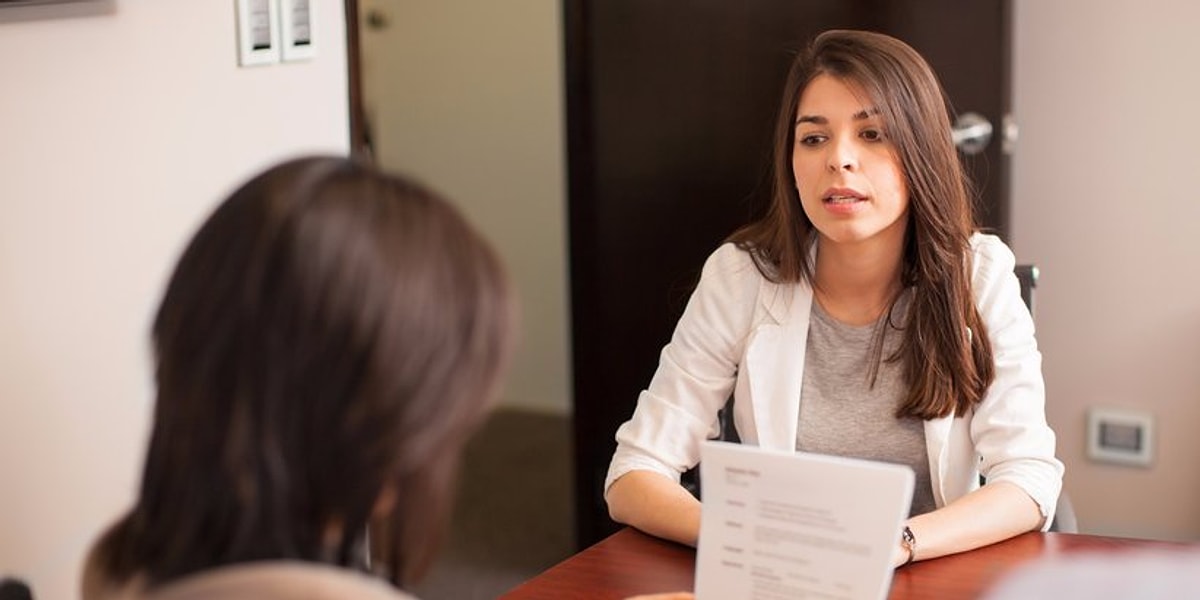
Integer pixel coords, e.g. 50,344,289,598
236,0,280,66
280,0,316,61
1086,407,1154,467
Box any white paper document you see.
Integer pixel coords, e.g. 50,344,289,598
694,441,914,600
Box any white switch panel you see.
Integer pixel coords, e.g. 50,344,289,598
1087,407,1154,467
236,0,280,66
280,0,317,61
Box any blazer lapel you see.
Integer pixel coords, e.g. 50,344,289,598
745,281,812,451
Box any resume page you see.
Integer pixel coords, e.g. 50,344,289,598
694,441,914,600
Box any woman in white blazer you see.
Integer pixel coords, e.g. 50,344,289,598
605,30,1063,568
81,157,515,599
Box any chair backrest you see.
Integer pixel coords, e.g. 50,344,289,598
1015,264,1038,315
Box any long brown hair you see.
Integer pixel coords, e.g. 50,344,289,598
729,29,994,419
90,156,515,588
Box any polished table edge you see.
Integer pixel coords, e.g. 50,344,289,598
889,529,1190,599
500,528,695,599
500,527,1193,600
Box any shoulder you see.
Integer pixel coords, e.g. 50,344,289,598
969,232,1017,278
695,243,785,319
704,241,794,291
704,242,761,276
694,243,770,297
131,562,415,600
967,232,1020,299
966,232,1026,315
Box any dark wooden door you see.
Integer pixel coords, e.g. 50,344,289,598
565,0,1012,548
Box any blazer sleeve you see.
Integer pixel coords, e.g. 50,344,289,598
604,243,762,494
968,234,1065,527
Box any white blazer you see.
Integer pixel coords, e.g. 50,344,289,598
606,233,1063,527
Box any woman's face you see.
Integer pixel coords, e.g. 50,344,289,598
792,74,909,250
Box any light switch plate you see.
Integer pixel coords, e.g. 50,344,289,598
1087,407,1154,467
236,0,280,66
280,0,316,61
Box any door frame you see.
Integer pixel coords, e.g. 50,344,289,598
344,0,372,160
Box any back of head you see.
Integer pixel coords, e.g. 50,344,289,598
0,578,33,600
91,156,514,590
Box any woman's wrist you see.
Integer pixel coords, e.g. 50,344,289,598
900,525,917,566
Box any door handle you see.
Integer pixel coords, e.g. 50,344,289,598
365,8,389,30
952,112,993,155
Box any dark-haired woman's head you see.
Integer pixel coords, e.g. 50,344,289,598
731,30,993,420
744,29,975,282
93,156,514,589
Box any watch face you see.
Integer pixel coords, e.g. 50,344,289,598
901,525,917,564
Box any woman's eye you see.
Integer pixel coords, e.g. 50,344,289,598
861,128,886,142
798,134,826,147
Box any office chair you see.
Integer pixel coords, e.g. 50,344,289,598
1014,265,1039,315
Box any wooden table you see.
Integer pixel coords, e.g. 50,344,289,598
500,527,1186,599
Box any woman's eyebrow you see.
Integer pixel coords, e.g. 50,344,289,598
795,108,880,126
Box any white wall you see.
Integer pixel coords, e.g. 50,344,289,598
1012,0,1200,540
0,1,349,596
358,0,572,415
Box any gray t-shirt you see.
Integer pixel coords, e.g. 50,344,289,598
796,291,937,517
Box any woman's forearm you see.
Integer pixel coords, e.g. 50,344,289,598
898,480,1044,566
606,470,703,547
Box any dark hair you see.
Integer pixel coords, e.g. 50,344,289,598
728,29,994,419
90,156,514,588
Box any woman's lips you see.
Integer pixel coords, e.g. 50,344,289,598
822,187,867,204
820,187,868,214
825,194,864,204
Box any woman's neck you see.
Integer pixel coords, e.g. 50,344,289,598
813,235,905,326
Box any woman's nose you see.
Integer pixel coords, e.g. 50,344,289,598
827,138,858,172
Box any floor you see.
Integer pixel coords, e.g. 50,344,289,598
410,409,575,600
